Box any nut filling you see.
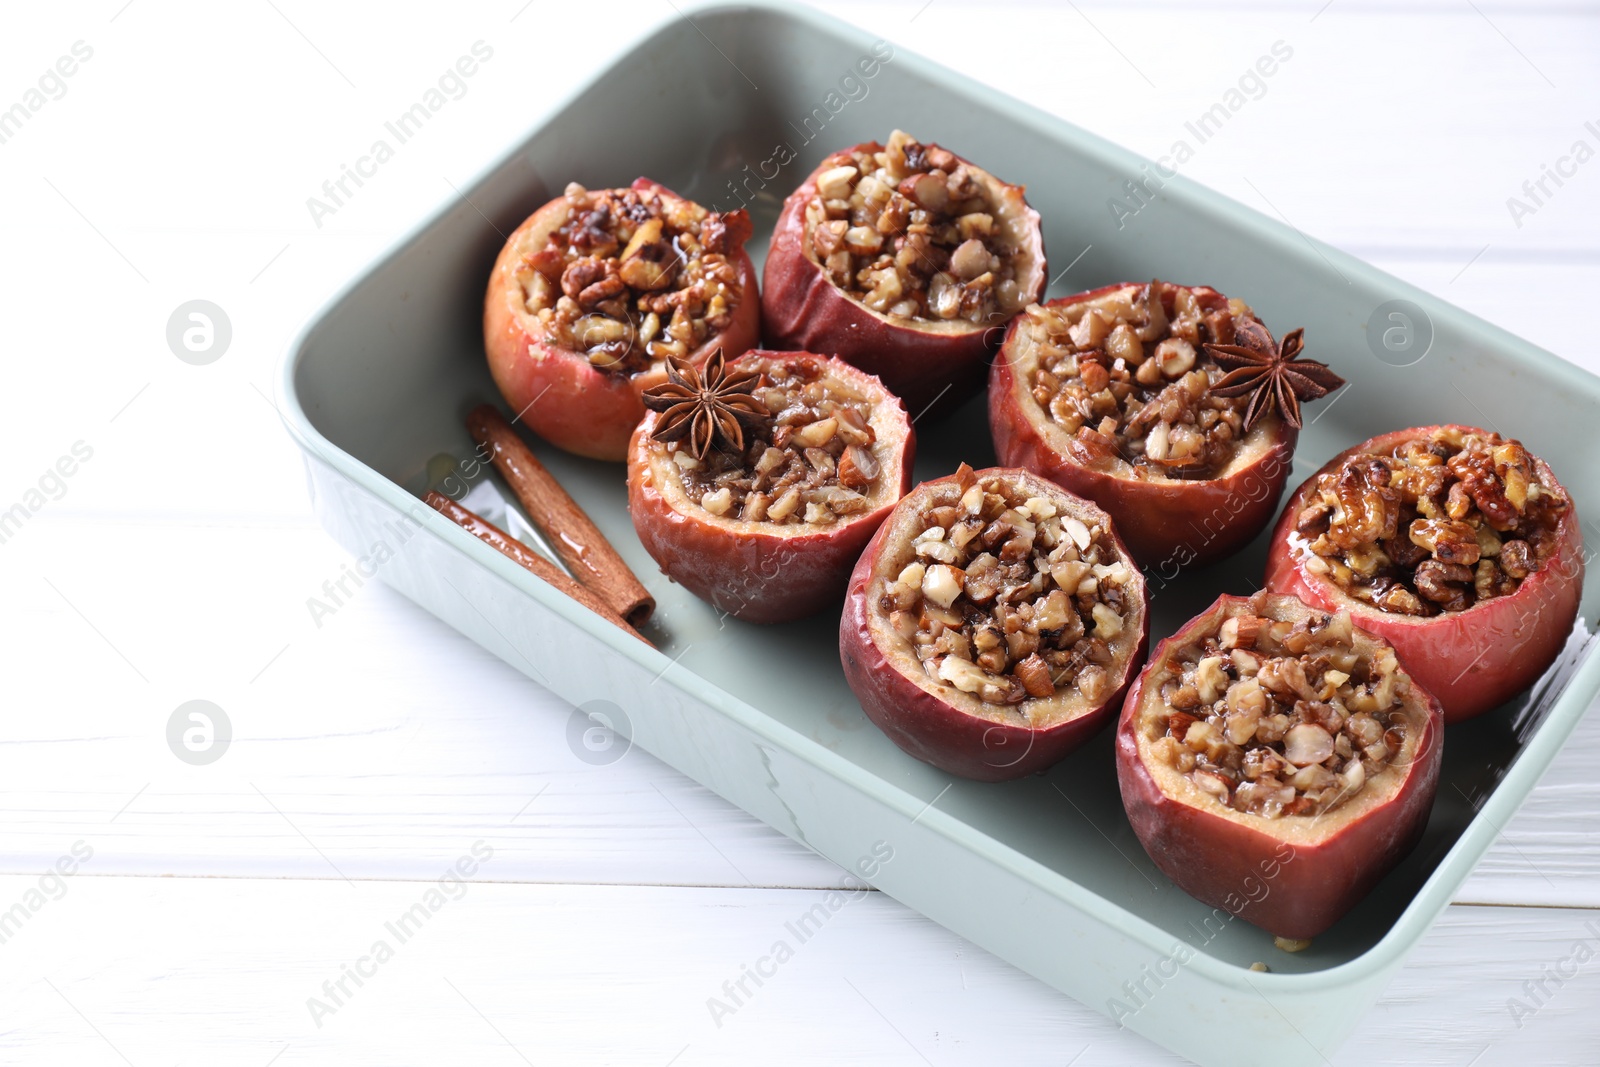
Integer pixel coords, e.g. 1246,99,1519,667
517,182,751,373
807,130,1029,326
1021,281,1262,479
1293,427,1570,616
878,468,1133,709
669,358,883,527
1150,609,1409,818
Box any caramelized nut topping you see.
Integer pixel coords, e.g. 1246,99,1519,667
518,182,750,373
665,356,883,527
1018,281,1280,479
1294,428,1569,615
878,469,1133,706
1153,606,1409,818
807,130,1029,326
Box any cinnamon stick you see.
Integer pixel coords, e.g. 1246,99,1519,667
424,491,650,646
467,405,655,627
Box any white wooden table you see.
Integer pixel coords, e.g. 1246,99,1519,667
2,1,1597,1062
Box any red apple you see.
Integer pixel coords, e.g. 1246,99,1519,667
990,281,1305,568
1265,424,1583,723
485,178,761,461
627,350,914,624
1117,592,1443,940
841,466,1148,781
763,131,1046,419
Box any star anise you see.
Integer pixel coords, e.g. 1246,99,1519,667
642,348,771,462
1204,321,1345,431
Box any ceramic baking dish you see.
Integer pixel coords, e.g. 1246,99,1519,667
277,4,1600,1063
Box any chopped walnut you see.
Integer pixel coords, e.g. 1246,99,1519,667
517,182,749,374
877,470,1135,707
1018,281,1264,479
1294,428,1569,615
668,356,882,528
1148,603,1410,818
806,130,1028,327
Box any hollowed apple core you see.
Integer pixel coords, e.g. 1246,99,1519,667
802,129,1040,334
1133,596,1429,822
1286,425,1571,617
510,182,750,375
870,468,1144,722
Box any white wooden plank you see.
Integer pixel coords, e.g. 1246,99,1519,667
839,0,1600,255
0,874,1592,1065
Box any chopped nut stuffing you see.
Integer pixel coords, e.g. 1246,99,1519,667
807,130,1030,327
1293,427,1570,615
667,355,883,527
1148,605,1411,818
516,182,750,374
877,468,1135,706
1017,281,1270,479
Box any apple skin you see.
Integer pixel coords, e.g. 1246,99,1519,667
839,468,1149,782
1116,593,1444,940
485,178,762,462
761,142,1046,420
1264,425,1585,724
626,352,914,625
989,282,1299,569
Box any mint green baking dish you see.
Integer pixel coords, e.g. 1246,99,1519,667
277,4,1599,1063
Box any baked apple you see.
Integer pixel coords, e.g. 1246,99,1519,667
762,130,1046,418
1265,425,1583,723
626,348,914,624
840,465,1148,781
1117,592,1443,940
990,280,1344,567
484,178,761,461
